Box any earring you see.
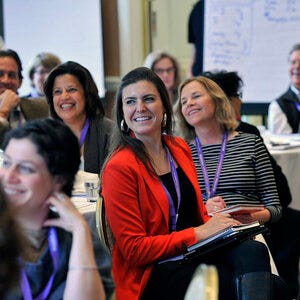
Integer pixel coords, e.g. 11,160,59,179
161,113,167,128
120,119,129,133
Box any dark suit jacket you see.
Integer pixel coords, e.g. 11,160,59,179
276,87,300,133
83,116,114,174
0,97,49,146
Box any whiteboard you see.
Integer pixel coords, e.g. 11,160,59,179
3,0,105,97
203,0,300,103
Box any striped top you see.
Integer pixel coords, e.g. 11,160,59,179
188,132,282,222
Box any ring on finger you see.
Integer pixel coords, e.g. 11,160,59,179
56,192,65,201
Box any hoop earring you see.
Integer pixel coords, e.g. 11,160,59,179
161,112,167,128
121,119,129,133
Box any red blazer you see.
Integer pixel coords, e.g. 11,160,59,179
101,136,209,299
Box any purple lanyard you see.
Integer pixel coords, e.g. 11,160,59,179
195,132,227,198
160,147,181,231
20,227,59,300
79,117,90,147
295,102,300,112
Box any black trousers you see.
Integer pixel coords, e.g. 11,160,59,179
141,239,270,300
265,207,300,299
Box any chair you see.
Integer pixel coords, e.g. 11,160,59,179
95,194,115,253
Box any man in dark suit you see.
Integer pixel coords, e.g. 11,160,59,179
0,49,49,144
268,43,300,134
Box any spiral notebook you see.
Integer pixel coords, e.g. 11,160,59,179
159,222,267,264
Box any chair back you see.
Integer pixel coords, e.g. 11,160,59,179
95,194,115,253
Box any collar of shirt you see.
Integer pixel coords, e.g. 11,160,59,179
290,85,300,100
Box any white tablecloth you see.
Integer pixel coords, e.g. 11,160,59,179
71,195,96,214
71,170,98,213
267,134,300,211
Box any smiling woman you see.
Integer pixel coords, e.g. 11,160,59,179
44,61,114,175
0,118,114,299
100,67,286,299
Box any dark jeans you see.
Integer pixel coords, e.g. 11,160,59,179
265,207,300,299
141,240,270,300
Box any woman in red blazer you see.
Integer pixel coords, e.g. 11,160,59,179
101,67,274,300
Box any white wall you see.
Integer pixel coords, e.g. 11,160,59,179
150,0,197,76
3,0,105,97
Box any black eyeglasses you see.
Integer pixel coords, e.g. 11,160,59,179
154,67,175,75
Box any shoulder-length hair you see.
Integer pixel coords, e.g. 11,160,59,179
143,51,181,91
43,61,104,120
108,67,173,175
175,76,238,141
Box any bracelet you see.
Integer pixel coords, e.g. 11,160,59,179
69,265,99,271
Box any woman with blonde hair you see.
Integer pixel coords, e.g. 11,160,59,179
175,76,281,221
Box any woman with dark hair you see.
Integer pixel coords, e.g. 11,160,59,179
0,118,114,299
44,61,113,174
101,67,277,299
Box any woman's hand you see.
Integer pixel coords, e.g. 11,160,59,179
206,196,226,214
194,213,241,242
232,209,271,225
43,192,87,233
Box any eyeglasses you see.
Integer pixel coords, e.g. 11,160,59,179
154,67,175,75
34,69,50,75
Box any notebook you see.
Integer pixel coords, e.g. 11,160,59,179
159,221,267,264
209,204,265,216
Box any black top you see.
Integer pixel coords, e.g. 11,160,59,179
159,167,201,232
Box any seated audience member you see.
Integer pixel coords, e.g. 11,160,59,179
101,67,284,300
0,118,114,299
175,76,294,299
44,61,113,174
0,185,22,298
202,70,300,297
201,70,260,135
143,50,181,105
268,43,300,133
201,70,292,206
25,52,61,98
0,49,49,144
175,76,281,226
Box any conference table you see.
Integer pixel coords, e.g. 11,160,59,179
267,133,300,211
71,194,96,214
71,170,98,213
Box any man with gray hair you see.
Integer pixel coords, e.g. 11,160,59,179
268,43,300,133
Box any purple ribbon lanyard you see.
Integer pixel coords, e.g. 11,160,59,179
161,147,181,231
21,227,59,300
195,132,227,199
79,117,90,147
